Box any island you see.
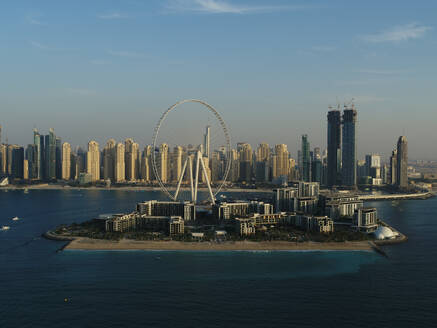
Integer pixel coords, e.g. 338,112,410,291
44,182,409,253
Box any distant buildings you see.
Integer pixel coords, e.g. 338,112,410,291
62,142,71,180
342,108,357,186
301,135,311,182
87,141,100,182
396,136,408,189
327,109,342,187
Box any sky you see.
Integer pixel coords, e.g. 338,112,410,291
0,0,436,161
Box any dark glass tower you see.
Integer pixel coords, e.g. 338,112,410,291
301,134,311,182
342,108,357,186
327,110,342,187
33,129,44,180
44,128,57,180
396,136,408,189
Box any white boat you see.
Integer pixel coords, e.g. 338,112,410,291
12,217,19,221
1,226,10,231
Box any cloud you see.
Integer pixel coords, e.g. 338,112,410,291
65,88,97,96
165,0,307,14
30,41,49,49
108,50,146,58
97,12,129,19
362,23,432,43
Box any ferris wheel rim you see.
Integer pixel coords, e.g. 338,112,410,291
151,99,232,201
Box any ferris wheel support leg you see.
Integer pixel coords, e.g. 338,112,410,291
194,152,201,203
189,157,194,202
199,153,215,205
174,157,189,201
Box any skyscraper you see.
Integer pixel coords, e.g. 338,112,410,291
327,110,342,187
33,129,44,180
238,143,253,183
172,146,183,182
141,145,152,182
159,143,169,183
125,138,139,181
62,142,71,180
55,137,62,179
103,139,116,181
204,125,211,159
87,140,100,182
25,144,37,179
0,144,6,175
255,143,270,182
272,144,289,179
342,108,357,186
396,136,408,189
115,142,125,182
389,149,397,185
10,145,24,179
301,135,311,182
44,128,57,180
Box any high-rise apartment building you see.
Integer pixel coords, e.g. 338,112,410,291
229,149,239,182
33,129,44,180
10,145,24,179
159,143,169,183
238,143,252,183
141,145,152,182
125,138,139,181
396,136,408,189
86,140,100,182
272,144,289,179
115,143,125,182
62,142,71,180
327,110,342,187
0,144,6,175
255,143,270,182
342,108,357,186
25,144,37,179
204,126,211,159
172,146,183,182
103,139,116,181
365,154,381,179
301,135,311,182
44,128,57,180
389,149,397,185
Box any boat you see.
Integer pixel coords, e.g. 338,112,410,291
1,226,10,231
12,217,19,221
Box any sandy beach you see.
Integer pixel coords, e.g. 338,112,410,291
64,237,373,251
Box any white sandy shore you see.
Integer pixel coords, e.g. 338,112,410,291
64,238,373,251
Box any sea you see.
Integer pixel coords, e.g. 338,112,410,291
0,189,436,328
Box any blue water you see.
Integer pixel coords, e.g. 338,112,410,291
1,190,436,327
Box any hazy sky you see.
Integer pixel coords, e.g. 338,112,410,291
1,0,436,160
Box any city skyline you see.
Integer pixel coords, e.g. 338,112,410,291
1,0,436,160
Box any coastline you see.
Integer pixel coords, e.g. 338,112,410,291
62,237,373,251
1,184,271,193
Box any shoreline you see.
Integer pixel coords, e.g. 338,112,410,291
59,236,373,251
1,185,272,193
2,185,434,200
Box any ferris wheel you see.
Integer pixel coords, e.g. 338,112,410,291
151,99,231,204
